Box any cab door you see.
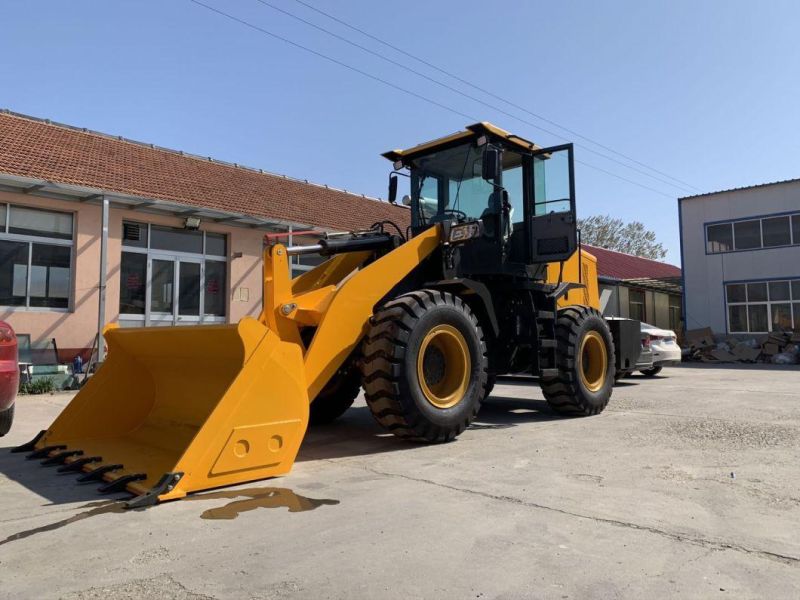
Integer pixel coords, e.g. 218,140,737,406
526,144,577,263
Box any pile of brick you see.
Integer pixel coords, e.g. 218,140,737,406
683,327,800,364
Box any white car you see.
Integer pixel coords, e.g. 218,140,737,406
639,323,681,376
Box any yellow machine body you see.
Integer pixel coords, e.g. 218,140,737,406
546,247,600,310
32,226,441,504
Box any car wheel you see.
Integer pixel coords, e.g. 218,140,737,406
0,403,14,437
640,366,663,377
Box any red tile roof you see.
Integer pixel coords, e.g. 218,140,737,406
582,244,681,280
0,111,409,232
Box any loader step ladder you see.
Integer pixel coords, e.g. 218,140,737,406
536,306,559,378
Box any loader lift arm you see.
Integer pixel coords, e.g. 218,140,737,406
16,226,441,506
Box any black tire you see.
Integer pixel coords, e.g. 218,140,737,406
0,403,14,437
309,364,361,425
483,373,496,400
640,365,663,377
541,306,615,416
361,290,489,443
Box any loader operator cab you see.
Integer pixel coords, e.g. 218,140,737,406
385,122,578,275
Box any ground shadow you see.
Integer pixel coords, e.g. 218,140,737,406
299,395,567,462
676,362,799,372
0,446,135,506
1,392,573,506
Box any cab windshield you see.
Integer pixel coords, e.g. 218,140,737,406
409,143,523,226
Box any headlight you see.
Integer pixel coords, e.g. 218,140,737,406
448,221,482,244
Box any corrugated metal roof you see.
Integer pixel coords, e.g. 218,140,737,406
679,177,800,201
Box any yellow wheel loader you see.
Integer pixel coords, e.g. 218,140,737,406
13,123,641,507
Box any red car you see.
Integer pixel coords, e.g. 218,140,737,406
0,321,19,436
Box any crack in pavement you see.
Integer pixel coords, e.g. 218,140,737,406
336,460,800,567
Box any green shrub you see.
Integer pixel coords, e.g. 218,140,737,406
19,377,55,395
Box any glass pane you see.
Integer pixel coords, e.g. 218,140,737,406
762,216,791,247
0,240,28,306
29,244,71,308
793,280,800,300
748,304,768,332
8,205,73,239
150,259,174,313
151,226,202,254
533,149,571,215
204,261,226,317
726,284,746,303
178,262,201,316
448,177,495,219
0,203,5,229
793,215,800,245
416,174,440,221
794,303,800,328
747,282,767,302
706,223,733,253
503,163,524,224
205,232,227,256
119,252,146,315
728,305,747,333
733,220,761,250
771,303,792,331
769,281,790,301
122,222,148,249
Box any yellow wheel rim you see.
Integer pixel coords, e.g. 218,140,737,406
416,324,471,409
579,330,608,393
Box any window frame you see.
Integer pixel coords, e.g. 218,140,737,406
120,222,229,323
0,203,75,312
628,288,646,323
725,277,800,333
706,210,800,254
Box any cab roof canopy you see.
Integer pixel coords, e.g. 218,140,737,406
382,122,541,164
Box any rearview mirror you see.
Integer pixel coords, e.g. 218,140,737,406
388,173,398,204
482,147,501,181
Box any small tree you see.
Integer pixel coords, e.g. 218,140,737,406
577,215,667,260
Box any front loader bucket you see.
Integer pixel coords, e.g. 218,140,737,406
22,318,308,506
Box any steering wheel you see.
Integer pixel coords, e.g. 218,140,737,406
442,209,468,222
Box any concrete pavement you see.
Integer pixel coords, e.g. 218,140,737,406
1,365,799,599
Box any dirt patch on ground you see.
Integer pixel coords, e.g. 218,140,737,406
60,574,213,600
661,418,798,450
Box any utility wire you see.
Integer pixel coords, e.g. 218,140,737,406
187,0,673,199
290,0,701,193
254,0,691,194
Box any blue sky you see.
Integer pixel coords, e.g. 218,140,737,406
2,1,799,265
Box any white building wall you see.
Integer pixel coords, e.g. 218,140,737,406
680,180,800,334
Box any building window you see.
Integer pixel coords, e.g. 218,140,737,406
706,223,733,253
707,211,800,254
120,222,228,323
762,216,791,247
726,278,800,333
0,203,73,310
668,295,682,332
629,289,646,322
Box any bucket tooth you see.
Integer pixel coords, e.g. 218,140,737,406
77,464,122,483
26,445,66,460
126,472,184,509
57,456,102,473
10,430,46,453
41,450,83,466
98,473,147,494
